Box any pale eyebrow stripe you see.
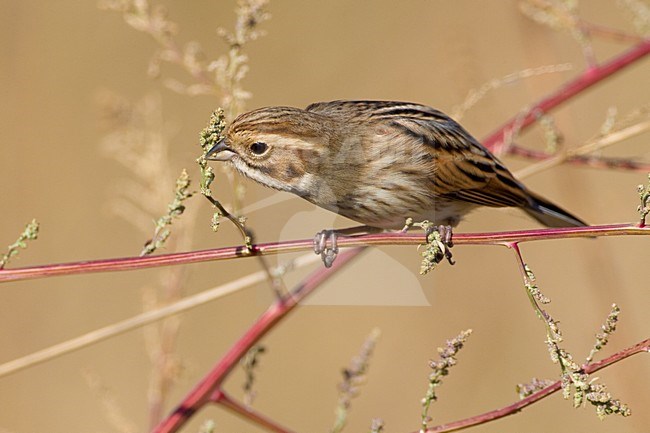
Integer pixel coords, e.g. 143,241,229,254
254,133,320,150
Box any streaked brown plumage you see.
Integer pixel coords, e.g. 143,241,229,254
206,100,586,230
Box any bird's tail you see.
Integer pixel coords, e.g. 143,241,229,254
524,190,587,228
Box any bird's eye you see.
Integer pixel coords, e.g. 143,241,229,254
249,141,268,155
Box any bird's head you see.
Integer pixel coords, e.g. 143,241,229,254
206,106,336,194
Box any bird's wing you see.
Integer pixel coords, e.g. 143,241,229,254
307,100,532,208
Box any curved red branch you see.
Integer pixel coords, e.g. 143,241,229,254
425,338,650,433
482,39,650,153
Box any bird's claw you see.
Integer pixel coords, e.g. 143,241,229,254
314,229,339,268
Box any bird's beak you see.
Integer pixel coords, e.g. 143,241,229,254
206,139,236,161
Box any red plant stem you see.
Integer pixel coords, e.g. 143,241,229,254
1,223,648,283
212,390,297,433
426,338,650,433
509,144,650,172
482,39,650,152
153,247,365,433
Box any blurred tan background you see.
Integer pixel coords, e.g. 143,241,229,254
1,1,648,432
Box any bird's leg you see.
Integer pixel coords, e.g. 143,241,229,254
313,225,379,268
436,225,454,248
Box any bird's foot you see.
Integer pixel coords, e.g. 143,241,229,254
425,224,454,265
313,225,378,268
418,223,455,275
405,219,455,266
314,229,339,268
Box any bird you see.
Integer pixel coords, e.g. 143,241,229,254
206,100,586,265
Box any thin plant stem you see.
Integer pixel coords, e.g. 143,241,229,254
515,117,650,178
424,338,650,433
212,390,297,433
509,144,650,172
581,20,648,44
0,253,321,378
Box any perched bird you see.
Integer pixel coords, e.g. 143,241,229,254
206,100,586,264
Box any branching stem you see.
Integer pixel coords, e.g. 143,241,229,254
153,247,366,433
424,339,649,433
